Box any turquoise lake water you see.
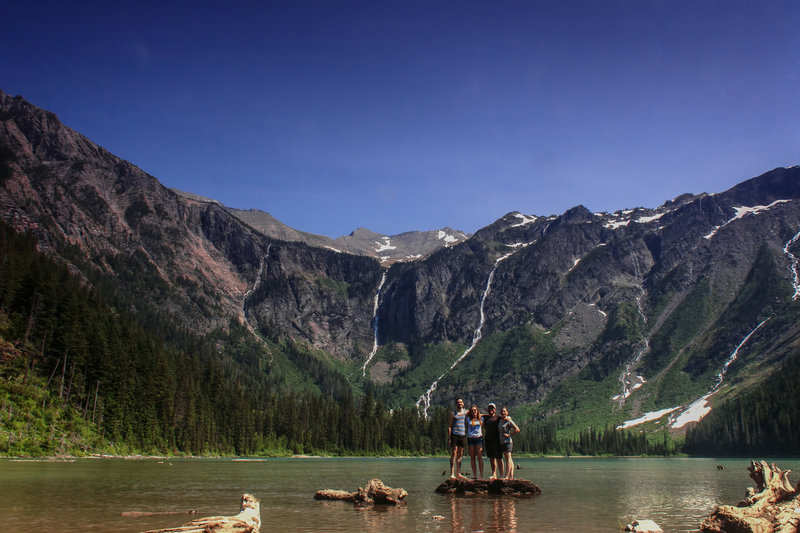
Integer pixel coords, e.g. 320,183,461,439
1,456,797,532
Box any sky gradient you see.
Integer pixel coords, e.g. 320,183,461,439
3,1,799,238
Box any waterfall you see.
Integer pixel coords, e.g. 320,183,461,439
713,317,770,389
611,295,649,403
242,244,273,361
416,250,517,417
362,271,387,377
783,227,800,301
670,317,770,428
244,244,271,302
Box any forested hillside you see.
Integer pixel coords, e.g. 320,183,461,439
684,351,800,457
0,220,448,456
2,91,800,457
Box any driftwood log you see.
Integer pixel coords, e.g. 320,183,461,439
142,493,260,533
123,510,197,518
314,478,407,507
700,460,799,533
435,477,542,495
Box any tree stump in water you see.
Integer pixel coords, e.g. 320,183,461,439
435,478,542,495
314,478,407,507
142,493,260,533
700,460,799,533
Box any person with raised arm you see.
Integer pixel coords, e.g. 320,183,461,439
498,406,520,479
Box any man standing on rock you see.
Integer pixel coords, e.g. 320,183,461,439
482,403,503,479
448,397,468,479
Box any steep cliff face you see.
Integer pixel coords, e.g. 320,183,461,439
246,241,383,359
0,90,267,329
359,166,800,412
2,90,799,423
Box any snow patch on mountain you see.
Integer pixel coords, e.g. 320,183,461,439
704,200,792,240
669,318,770,428
437,230,460,244
375,237,396,253
618,407,680,429
511,213,538,227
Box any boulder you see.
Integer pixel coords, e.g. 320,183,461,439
434,477,542,495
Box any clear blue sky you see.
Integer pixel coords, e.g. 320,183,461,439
3,1,798,238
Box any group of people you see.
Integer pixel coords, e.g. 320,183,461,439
448,397,520,480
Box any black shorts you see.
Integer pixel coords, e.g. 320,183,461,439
484,438,502,459
450,433,467,448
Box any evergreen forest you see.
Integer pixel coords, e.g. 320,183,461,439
0,220,796,457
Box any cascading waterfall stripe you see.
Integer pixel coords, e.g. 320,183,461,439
362,271,387,376
242,244,273,361
783,227,800,301
611,294,649,403
669,317,770,428
416,248,523,417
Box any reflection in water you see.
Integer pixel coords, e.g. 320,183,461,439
354,501,409,531
448,495,519,533
2,458,796,532
617,459,730,530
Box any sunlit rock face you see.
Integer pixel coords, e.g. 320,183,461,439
2,90,800,415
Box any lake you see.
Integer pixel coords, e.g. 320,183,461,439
1,456,797,532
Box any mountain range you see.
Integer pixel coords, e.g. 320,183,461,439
2,88,799,437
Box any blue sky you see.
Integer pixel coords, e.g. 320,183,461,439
3,1,799,238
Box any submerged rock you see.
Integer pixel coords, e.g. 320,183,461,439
434,477,542,495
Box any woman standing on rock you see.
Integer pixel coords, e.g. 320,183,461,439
481,403,503,479
466,405,484,479
498,406,520,479
448,398,468,479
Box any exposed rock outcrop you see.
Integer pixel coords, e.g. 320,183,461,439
4,90,800,417
434,477,542,495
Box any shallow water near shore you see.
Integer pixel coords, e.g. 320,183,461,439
1,456,797,532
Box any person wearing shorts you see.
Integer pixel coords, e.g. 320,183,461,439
448,398,468,479
498,406,520,479
466,405,484,479
481,403,502,479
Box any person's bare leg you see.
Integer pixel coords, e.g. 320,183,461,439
469,446,478,479
456,446,468,479
477,446,484,479
488,457,497,479
504,451,514,479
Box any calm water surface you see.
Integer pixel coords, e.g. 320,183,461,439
1,456,797,532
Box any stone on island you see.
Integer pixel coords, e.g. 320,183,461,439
434,477,542,495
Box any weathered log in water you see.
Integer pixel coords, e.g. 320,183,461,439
435,477,542,495
142,493,260,533
122,510,197,518
700,460,799,533
314,478,407,507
